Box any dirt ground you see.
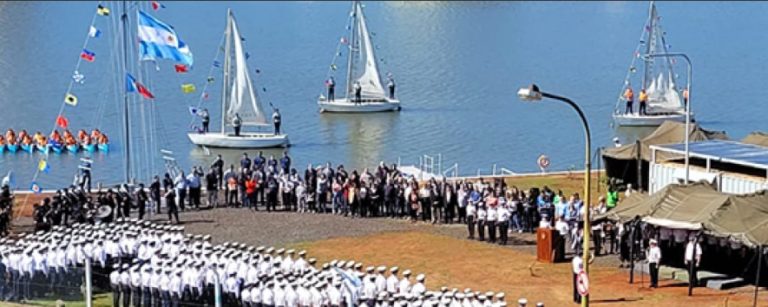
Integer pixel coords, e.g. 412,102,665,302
297,231,762,307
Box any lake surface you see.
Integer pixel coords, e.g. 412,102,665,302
1,1,766,188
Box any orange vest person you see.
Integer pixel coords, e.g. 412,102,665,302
638,89,648,115
624,87,634,114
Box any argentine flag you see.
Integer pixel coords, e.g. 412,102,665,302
137,10,193,66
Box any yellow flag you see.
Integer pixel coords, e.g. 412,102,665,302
97,5,110,16
64,93,78,106
181,83,196,94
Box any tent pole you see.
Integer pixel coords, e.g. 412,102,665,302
754,245,763,307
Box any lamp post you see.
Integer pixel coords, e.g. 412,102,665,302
644,53,692,184
518,84,592,307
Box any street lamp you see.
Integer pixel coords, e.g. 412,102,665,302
643,53,692,184
518,84,592,307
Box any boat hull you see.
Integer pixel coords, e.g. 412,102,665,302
98,144,110,152
83,144,96,153
0,145,4,154
36,144,49,155
21,144,34,153
7,144,18,153
187,132,289,148
51,144,63,154
66,144,80,153
318,97,401,113
613,112,692,127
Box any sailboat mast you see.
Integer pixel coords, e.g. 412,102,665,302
221,10,232,134
121,0,131,183
642,1,655,90
345,1,358,96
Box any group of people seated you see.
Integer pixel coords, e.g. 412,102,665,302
0,128,108,149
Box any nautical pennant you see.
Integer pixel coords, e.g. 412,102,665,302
80,49,95,62
151,0,166,11
88,26,102,38
56,115,69,129
126,73,155,99
97,4,110,16
174,64,188,73
64,93,78,106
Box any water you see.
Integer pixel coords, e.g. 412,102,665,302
1,1,766,189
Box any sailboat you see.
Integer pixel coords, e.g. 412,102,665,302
612,1,692,127
317,1,401,113
187,10,289,148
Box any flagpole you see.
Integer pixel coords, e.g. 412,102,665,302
121,0,131,183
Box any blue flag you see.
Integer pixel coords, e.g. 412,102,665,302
137,11,193,66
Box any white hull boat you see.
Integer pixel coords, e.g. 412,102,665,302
188,10,289,149
318,97,400,113
187,132,288,148
612,1,693,128
613,112,691,127
319,1,401,114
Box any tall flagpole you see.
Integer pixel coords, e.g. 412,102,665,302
121,0,131,183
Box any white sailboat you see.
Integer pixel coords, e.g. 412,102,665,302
613,1,693,127
317,1,401,113
188,10,289,148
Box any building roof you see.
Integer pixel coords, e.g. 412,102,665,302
651,140,768,171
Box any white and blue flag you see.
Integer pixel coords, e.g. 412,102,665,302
137,10,193,66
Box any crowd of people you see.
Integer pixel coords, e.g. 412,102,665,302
0,218,545,307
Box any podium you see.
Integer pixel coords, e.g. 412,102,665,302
537,227,564,263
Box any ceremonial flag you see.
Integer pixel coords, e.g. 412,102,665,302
188,106,199,116
56,115,69,129
97,4,110,16
181,83,196,94
202,92,209,100
137,10,193,66
340,36,348,45
330,64,338,71
30,182,42,194
174,64,188,73
245,52,250,60
72,71,85,84
64,93,78,106
206,76,215,83
80,49,95,62
151,0,165,10
126,73,155,99
88,26,101,38
38,160,50,174
255,69,260,74
212,61,221,68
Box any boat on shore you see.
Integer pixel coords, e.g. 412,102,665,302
612,1,693,127
317,1,400,113
187,10,288,149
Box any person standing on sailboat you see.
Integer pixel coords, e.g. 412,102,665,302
638,88,648,116
387,76,396,100
354,81,362,104
232,113,242,137
327,77,336,102
272,108,282,135
623,86,634,114
199,108,210,133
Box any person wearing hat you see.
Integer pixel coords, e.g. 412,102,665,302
387,267,400,294
120,263,132,307
517,298,527,307
110,264,122,307
375,266,387,293
398,270,411,295
411,274,426,296
684,233,702,288
647,238,662,288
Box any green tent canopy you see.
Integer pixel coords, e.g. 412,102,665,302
596,183,768,247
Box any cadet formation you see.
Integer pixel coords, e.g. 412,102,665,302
0,218,545,307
